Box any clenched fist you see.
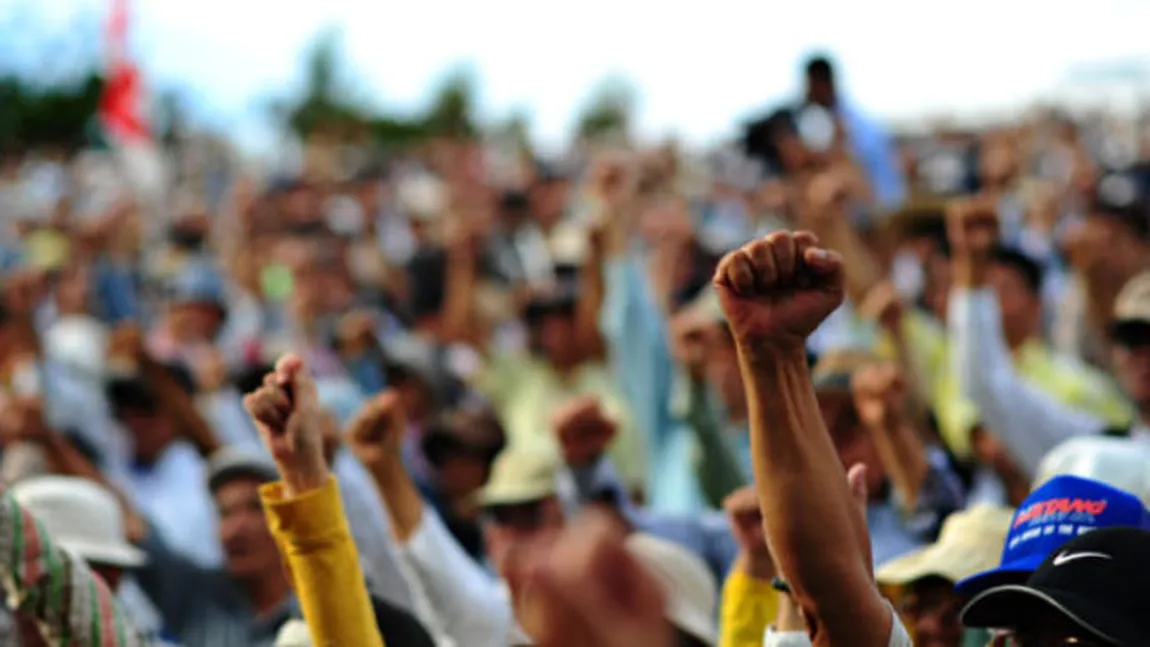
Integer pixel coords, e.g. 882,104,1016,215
946,196,999,287
551,396,616,467
345,391,406,469
850,363,906,429
243,354,329,495
713,231,844,351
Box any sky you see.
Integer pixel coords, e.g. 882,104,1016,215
6,0,1150,153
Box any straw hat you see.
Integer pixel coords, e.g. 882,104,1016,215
877,505,1013,586
478,449,561,507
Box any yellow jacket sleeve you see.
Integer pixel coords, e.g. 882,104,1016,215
719,570,779,647
262,477,385,647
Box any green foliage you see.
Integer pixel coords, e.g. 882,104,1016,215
574,75,635,143
0,72,104,150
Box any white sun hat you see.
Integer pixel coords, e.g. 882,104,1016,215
10,475,146,568
625,533,717,645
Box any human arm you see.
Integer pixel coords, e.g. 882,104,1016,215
714,231,891,646
245,354,384,647
347,391,515,647
947,198,1108,475
718,487,779,647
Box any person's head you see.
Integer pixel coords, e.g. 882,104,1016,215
206,449,282,581
804,55,837,107
9,475,147,592
165,263,228,343
524,281,582,369
530,166,571,229
956,476,1150,599
107,375,179,464
1071,171,1150,280
963,527,1150,646
422,407,506,499
878,506,1014,647
480,450,567,586
1108,271,1150,411
812,351,887,494
987,246,1044,348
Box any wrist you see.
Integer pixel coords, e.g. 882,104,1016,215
280,461,330,497
734,341,808,370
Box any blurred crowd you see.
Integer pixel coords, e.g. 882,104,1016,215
2,53,1150,647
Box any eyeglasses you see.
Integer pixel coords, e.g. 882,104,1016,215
993,629,1106,647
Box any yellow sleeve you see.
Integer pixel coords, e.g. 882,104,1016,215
719,570,779,647
262,477,386,647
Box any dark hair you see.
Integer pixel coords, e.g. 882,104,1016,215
106,377,159,417
421,408,507,467
405,247,449,321
805,55,835,82
368,595,436,647
990,246,1043,295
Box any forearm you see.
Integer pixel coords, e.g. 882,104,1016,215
866,415,928,511
685,380,748,506
369,457,425,544
738,345,888,645
808,218,880,308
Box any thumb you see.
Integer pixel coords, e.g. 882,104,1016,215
277,353,317,411
802,246,843,275
846,462,874,579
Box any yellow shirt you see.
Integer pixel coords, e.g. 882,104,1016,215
262,477,386,647
719,570,780,647
877,312,1133,459
477,353,647,490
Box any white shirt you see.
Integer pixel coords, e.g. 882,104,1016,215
763,601,912,647
948,287,1149,476
400,507,524,647
128,441,222,568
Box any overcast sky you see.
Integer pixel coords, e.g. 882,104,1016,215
7,0,1150,152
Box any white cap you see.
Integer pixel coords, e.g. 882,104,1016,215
11,475,146,568
1034,436,1150,506
274,619,312,647
397,172,447,222
625,534,717,645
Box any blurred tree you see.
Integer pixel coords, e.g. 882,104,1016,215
574,75,636,143
0,72,104,151
283,28,372,139
421,67,479,139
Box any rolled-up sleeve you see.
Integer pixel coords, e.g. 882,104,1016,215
948,287,1108,475
399,507,518,647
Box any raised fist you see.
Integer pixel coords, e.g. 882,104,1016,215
243,354,329,494
713,230,844,350
551,396,616,467
668,309,711,382
520,512,671,647
946,195,999,260
722,486,768,560
345,391,406,469
850,362,906,429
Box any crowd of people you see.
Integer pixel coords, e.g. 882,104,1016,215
3,53,1150,646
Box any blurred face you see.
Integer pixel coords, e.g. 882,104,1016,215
169,302,224,342
922,251,953,321
897,578,965,647
530,312,580,368
818,390,886,494
484,497,565,601
807,76,835,107
119,408,176,464
436,450,494,499
1110,323,1150,409
530,180,569,229
987,263,1041,348
215,478,281,580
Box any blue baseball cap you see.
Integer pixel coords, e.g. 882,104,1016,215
955,475,1150,597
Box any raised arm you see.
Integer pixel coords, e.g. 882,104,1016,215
346,391,514,647
245,355,385,647
714,231,891,647
946,198,1107,475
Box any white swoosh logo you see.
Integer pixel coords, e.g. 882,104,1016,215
1052,551,1112,566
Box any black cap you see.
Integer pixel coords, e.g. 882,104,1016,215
1091,170,1150,239
962,527,1150,646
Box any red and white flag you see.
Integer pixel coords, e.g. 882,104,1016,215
98,0,166,206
